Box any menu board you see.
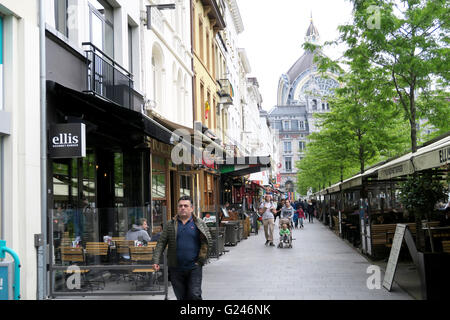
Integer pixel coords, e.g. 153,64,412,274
382,224,407,291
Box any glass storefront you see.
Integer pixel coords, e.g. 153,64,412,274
49,147,168,296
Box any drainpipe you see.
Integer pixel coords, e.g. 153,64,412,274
140,0,146,95
38,0,48,300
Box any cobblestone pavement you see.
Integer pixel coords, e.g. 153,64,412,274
200,220,413,300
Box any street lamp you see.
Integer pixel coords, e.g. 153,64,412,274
146,4,176,30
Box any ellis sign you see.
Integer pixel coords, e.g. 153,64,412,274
49,123,86,159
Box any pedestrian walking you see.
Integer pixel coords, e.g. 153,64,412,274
152,195,212,300
259,193,277,246
293,209,299,228
297,207,305,228
307,200,315,223
274,198,285,223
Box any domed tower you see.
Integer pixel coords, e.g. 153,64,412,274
270,15,340,197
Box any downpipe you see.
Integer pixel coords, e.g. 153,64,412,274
38,0,48,300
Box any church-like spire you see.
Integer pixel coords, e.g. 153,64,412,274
305,13,320,44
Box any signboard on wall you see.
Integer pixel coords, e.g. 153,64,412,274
202,212,217,227
49,123,86,159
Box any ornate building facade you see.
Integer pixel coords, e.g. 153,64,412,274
268,17,340,197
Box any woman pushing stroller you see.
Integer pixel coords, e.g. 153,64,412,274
278,199,295,248
279,199,295,229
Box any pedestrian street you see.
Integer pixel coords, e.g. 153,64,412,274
200,221,413,300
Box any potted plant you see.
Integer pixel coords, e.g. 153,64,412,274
398,171,449,299
398,171,447,250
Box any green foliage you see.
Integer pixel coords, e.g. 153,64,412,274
398,172,448,219
296,0,449,195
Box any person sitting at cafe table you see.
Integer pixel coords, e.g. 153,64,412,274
125,218,151,243
151,223,164,242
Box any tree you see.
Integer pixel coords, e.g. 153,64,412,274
339,0,450,153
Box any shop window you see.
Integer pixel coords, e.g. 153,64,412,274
180,175,191,197
152,173,166,199
203,174,215,212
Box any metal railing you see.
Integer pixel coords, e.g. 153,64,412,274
83,42,134,109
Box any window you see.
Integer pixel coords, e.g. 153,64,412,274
283,120,290,131
151,44,164,108
299,121,304,130
180,175,192,197
199,18,204,61
89,0,114,57
273,121,282,130
285,157,292,171
128,24,133,73
284,141,292,153
54,0,68,36
206,31,210,70
299,141,305,151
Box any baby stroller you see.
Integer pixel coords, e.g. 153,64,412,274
278,218,293,248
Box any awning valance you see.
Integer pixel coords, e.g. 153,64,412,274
412,136,450,171
219,163,271,177
48,81,173,145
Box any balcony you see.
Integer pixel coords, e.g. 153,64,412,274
83,42,134,109
217,79,233,105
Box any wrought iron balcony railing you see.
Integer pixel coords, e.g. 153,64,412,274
83,42,134,109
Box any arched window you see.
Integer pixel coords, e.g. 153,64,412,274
151,44,164,109
177,69,183,121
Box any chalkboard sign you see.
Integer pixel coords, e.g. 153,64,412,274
382,224,407,291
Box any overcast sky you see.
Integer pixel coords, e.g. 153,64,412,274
236,0,354,111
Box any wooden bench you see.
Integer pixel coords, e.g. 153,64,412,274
371,223,417,248
443,241,450,254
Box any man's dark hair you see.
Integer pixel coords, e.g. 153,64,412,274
178,195,193,207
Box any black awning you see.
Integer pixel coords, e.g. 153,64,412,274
215,156,271,166
219,163,271,177
47,81,173,145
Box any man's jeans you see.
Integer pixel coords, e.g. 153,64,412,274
169,265,203,300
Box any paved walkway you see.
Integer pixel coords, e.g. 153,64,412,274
200,220,413,300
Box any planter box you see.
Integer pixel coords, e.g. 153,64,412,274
417,252,450,300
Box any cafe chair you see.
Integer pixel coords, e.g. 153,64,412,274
85,242,110,289
129,246,159,290
112,240,135,283
60,246,95,291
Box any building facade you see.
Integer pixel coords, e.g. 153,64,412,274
0,0,41,299
0,0,279,299
268,18,339,196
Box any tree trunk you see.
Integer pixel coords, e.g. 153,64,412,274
409,82,417,153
